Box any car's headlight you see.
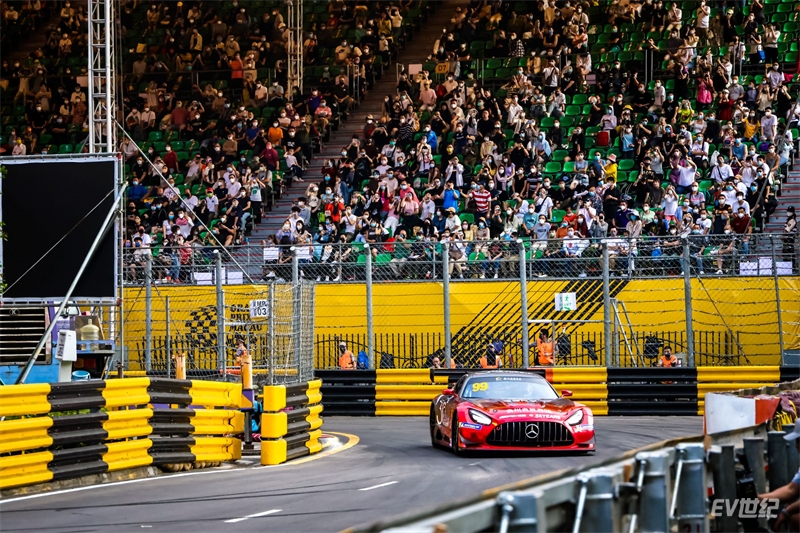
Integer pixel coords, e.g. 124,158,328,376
566,410,584,426
469,409,492,426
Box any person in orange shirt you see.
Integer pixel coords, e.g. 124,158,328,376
536,329,554,366
658,346,678,367
431,356,456,369
480,341,504,369
338,342,355,369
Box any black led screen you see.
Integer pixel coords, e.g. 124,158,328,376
1,158,116,298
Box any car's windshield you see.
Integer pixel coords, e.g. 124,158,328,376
460,375,558,400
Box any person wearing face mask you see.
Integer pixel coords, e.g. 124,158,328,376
730,205,752,251
742,109,759,142
760,107,778,142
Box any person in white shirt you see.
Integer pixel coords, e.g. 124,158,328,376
183,191,199,211
420,194,436,221
185,156,202,184
766,63,783,90
650,80,666,113
444,207,462,233
721,182,738,206
206,190,219,214
695,1,710,44
698,212,712,233
760,108,778,141
738,158,757,187
11,138,26,156
445,159,464,187
689,135,709,168
731,193,750,215
674,158,697,194
710,155,734,183
506,96,523,126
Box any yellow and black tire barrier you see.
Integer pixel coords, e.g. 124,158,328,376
0,378,245,491
314,367,799,417
260,380,324,465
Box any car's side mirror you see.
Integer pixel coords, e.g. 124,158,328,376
561,390,573,397
442,388,455,396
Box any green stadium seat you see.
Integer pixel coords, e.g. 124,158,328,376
545,161,562,173
618,159,635,171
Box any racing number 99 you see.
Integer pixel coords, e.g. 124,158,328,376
471,382,488,392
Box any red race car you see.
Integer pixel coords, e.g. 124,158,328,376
429,370,595,454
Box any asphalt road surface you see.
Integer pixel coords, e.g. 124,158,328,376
0,416,703,533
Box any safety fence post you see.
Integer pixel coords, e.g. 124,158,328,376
291,247,301,373
767,431,789,490
518,240,529,369
365,244,374,369
770,235,785,365
268,282,275,386
636,450,671,533
785,424,800,477
443,242,451,369
682,240,695,366
708,445,738,533
215,250,226,374
602,242,612,367
672,443,708,532
145,255,152,371
165,295,171,378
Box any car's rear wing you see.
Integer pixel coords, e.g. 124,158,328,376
429,368,549,387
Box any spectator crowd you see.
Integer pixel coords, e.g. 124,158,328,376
1,0,798,283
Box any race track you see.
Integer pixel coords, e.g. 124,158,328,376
0,416,702,533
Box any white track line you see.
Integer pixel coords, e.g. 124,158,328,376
358,481,398,491
224,509,282,523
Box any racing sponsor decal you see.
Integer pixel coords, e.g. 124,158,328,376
499,413,561,420
459,422,482,430
573,424,594,432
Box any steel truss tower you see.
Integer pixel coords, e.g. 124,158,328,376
287,0,303,96
87,0,116,153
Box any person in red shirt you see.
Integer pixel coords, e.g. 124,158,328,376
163,143,178,173
259,142,279,171
730,206,752,254
228,53,244,92
470,182,492,220
169,101,190,135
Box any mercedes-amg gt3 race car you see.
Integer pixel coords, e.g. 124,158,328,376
429,370,595,454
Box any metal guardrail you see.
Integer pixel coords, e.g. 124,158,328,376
348,424,793,533
0,378,245,491
122,234,798,286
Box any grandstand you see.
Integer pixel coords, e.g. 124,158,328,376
1,0,798,284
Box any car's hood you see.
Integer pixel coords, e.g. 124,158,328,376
465,398,577,415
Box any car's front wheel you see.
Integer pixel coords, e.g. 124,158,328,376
451,418,463,456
